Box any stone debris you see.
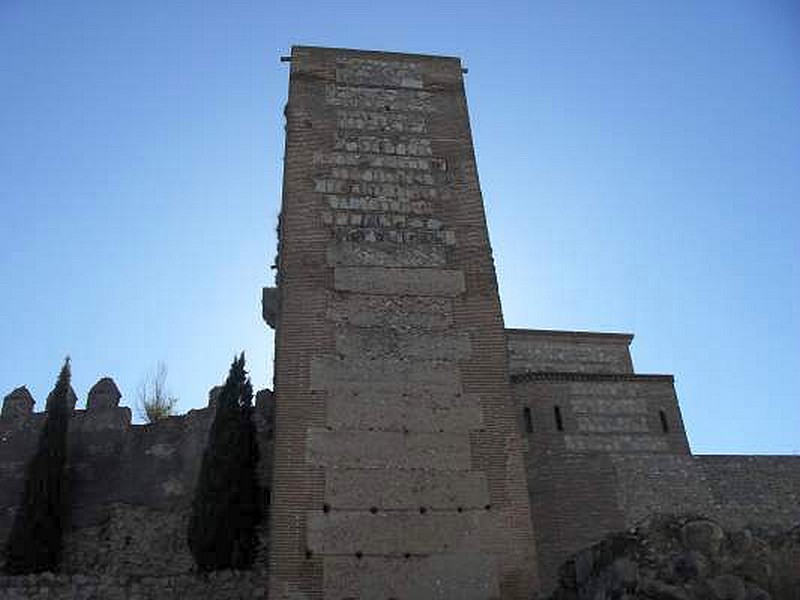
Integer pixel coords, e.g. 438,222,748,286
544,515,799,600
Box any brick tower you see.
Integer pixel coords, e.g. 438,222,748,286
267,46,537,600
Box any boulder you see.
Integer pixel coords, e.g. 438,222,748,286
681,519,725,557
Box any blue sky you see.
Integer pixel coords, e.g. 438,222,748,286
1,1,797,454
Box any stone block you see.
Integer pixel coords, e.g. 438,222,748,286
326,469,490,510
1,386,34,420
307,511,493,555
262,287,279,328
335,329,471,362
334,266,465,297
323,555,499,600
307,429,471,470
309,356,460,391
326,240,446,268
325,389,482,432
326,293,453,330
86,378,122,410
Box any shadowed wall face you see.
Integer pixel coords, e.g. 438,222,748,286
268,46,537,600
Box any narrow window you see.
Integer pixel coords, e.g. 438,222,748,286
659,410,670,433
554,405,564,432
523,407,533,434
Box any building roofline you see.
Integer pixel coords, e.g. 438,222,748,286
505,328,634,344
290,45,463,63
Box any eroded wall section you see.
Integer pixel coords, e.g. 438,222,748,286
269,47,537,600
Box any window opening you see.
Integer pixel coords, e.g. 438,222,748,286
523,407,533,434
554,405,564,432
659,410,670,433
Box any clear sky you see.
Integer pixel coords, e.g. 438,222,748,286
1,1,797,454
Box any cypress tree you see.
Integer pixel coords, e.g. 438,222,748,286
188,353,261,571
4,358,71,574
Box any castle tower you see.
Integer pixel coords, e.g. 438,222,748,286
267,46,537,599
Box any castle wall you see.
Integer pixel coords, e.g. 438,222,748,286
613,454,800,530
512,355,800,592
269,46,536,600
0,572,270,599
0,388,274,577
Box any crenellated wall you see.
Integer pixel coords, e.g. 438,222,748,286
0,380,275,579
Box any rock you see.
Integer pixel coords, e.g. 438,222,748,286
707,574,746,600
738,557,773,587
744,583,771,600
640,578,690,600
672,550,708,581
730,529,754,555
681,519,725,557
612,557,638,588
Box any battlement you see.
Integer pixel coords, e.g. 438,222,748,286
0,380,275,576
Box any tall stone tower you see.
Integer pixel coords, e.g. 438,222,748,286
268,46,537,600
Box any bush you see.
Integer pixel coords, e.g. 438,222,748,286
4,358,71,574
136,362,178,423
187,353,261,571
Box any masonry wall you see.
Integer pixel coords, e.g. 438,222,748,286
506,329,634,376
268,46,537,600
0,385,274,579
510,332,800,593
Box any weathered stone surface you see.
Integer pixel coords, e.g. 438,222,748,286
71,406,132,432
564,434,669,452
334,266,465,297
261,286,279,328
323,554,499,600
335,328,471,362
326,292,453,330
309,356,461,391
1,387,34,420
307,511,496,554
0,572,270,599
707,574,746,600
506,329,634,375
682,519,725,557
326,240,446,268
326,469,490,509
325,389,482,432
574,414,650,433
545,516,800,600
307,428,471,470
86,377,122,410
